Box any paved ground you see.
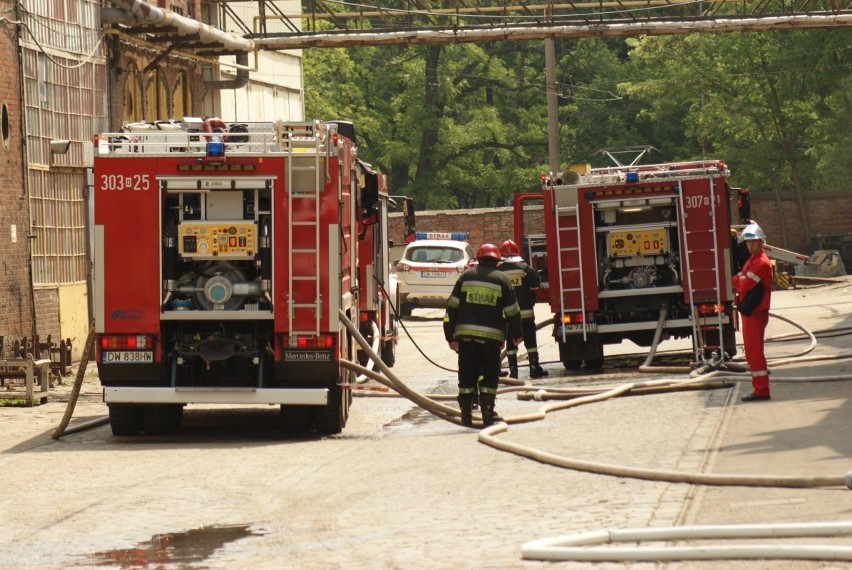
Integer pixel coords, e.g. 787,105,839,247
0,278,850,569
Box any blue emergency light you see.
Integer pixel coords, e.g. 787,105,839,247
206,141,225,157
626,171,640,183
414,231,469,241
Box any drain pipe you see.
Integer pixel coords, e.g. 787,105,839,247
204,53,250,90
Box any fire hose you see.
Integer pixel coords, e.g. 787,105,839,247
338,308,852,563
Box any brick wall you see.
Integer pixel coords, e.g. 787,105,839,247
0,26,35,346
32,289,61,341
392,191,852,265
389,206,545,251
747,192,852,259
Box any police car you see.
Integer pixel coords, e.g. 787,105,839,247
396,231,474,317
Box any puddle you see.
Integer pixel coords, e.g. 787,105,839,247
85,524,263,568
384,406,437,430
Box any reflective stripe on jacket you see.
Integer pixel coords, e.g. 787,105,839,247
444,264,523,343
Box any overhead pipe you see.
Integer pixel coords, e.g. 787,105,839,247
253,14,852,49
108,0,255,52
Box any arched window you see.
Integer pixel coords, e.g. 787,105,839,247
172,72,192,119
122,63,143,123
1,103,10,149
144,68,169,121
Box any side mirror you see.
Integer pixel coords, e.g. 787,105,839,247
403,197,416,231
736,187,751,223
357,159,379,225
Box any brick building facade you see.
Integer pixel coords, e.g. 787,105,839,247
0,15,34,341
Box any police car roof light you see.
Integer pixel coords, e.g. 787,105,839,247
414,231,469,241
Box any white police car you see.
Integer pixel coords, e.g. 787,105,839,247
395,232,474,317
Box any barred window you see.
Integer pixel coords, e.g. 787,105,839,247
21,40,107,285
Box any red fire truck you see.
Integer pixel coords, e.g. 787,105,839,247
514,160,738,370
351,152,400,368
88,118,395,435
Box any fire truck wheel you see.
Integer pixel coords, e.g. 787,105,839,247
562,359,582,371
142,405,178,435
399,303,413,319
585,358,604,370
280,405,312,433
315,389,348,435
108,405,142,436
381,339,396,367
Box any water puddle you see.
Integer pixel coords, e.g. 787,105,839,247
384,406,437,430
85,524,262,567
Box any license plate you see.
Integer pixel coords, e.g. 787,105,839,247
104,351,153,363
563,323,597,333
421,271,446,278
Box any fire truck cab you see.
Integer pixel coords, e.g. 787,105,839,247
88,118,390,435
515,160,738,370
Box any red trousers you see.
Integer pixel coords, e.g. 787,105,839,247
741,309,770,395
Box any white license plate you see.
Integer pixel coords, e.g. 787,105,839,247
421,271,447,278
563,323,597,333
104,351,154,363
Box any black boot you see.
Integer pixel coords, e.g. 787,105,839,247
457,394,474,427
472,376,482,410
479,395,501,427
529,353,548,379
507,355,519,379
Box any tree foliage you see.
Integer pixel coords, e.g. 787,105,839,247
304,28,852,220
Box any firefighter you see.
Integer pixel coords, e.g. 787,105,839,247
733,222,773,401
444,243,523,427
499,239,548,379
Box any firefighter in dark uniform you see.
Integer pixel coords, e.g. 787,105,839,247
733,222,773,401
444,244,523,427
499,239,548,379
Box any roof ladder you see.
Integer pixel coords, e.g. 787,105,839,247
281,121,325,344
554,204,586,343
677,179,724,364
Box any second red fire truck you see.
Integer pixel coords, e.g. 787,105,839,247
88,118,397,435
514,160,738,370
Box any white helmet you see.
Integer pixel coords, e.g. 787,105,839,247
739,222,766,243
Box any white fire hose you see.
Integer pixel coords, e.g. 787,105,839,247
338,308,852,563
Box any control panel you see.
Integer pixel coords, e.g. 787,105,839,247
608,228,667,257
178,222,257,258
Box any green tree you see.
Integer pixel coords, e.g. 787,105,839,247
622,29,852,245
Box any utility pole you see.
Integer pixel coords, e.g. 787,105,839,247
545,37,559,176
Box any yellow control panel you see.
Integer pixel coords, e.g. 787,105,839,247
608,229,667,256
178,222,256,257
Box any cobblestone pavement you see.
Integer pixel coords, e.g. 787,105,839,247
1,281,850,570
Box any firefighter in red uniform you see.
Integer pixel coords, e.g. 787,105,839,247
733,222,773,401
444,244,523,427
499,239,548,379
